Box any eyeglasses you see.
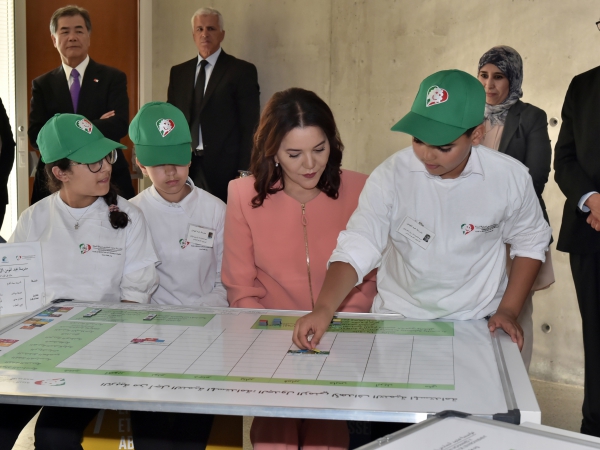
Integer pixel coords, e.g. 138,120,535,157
597,19,600,31
70,149,118,173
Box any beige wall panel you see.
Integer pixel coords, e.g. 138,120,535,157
152,0,331,104
153,0,600,385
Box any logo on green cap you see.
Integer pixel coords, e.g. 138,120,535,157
156,118,175,137
426,86,449,107
76,119,93,134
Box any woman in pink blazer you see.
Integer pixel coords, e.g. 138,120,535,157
223,88,377,450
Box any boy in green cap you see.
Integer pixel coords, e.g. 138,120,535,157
293,69,551,351
128,101,222,448
129,101,226,308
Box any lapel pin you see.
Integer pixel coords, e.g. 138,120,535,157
93,79,99,82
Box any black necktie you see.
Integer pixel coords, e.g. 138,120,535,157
191,60,209,151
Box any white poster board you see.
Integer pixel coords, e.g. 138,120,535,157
0,242,44,315
0,303,532,422
357,413,600,449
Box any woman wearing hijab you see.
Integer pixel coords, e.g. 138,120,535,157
477,45,554,369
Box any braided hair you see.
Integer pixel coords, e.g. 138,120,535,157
45,159,129,229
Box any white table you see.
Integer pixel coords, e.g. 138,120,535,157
357,412,600,449
0,302,540,424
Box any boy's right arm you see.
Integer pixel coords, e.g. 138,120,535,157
293,261,359,349
293,162,396,348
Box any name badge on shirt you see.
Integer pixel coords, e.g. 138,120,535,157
398,217,435,250
186,224,215,248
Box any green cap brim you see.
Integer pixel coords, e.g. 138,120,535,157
135,142,192,166
391,111,468,146
42,137,126,164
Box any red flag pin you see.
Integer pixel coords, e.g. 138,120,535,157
93,79,99,82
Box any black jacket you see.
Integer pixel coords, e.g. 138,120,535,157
0,98,15,205
555,65,600,254
167,50,260,202
28,58,131,203
499,100,552,225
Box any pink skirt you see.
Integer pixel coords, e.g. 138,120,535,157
251,417,349,450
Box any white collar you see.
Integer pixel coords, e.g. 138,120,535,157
63,55,90,82
197,47,222,67
408,145,485,180
148,177,198,217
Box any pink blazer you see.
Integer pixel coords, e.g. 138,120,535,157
223,170,376,312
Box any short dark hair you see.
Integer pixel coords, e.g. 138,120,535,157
50,5,92,35
249,88,344,208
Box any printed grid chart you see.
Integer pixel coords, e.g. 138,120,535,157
57,324,455,386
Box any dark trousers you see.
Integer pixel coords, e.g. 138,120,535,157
34,406,99,450
189,154,210,194
348,421,411,449
0,203,6,234
0,404,40,448
570,253,600,437
130,411,214,450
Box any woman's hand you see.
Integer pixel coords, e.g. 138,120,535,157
488,310,524,350
293,308,335,349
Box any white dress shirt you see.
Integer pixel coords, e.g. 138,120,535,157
194,47,222,150
62,55,90,88
130,178,227,307
330,145,552,320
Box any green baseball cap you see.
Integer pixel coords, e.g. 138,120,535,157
129,102,192,166
37,113,126,164
391,69,485,146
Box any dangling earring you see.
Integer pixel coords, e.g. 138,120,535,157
275,162,279,167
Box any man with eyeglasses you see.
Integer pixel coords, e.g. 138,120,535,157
28,5,135,205
554,18,600,438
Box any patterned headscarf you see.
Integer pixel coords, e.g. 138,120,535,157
478,45,523,126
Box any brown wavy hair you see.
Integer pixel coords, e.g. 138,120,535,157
250,88,344,207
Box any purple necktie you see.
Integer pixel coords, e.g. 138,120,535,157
70,68,80,113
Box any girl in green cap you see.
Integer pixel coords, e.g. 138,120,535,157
3,113,159,450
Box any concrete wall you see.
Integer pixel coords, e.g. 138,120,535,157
151,0,600,386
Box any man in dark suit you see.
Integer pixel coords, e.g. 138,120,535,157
0,98,15,231
555,63,600,437
28,5,134,205
167,7,260,202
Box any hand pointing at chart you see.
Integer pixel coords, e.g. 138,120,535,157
293,261,359,349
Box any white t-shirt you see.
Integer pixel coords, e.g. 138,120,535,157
9,193,159,304
130,179,227,307
330,145,552,320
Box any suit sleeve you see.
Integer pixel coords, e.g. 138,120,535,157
167,66,177,106
523,108,551,202
90,70,129,143
0,98,15,184
554,78,597,210
28,78,51,149
235,63,260,170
